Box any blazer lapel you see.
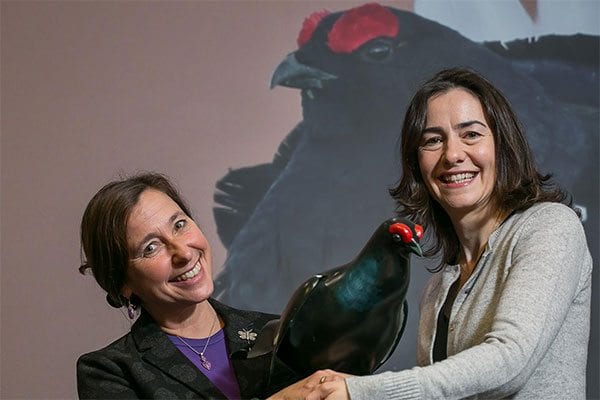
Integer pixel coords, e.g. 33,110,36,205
210,299,274,398
131,311,226,398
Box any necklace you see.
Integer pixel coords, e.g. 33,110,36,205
176,313,218,370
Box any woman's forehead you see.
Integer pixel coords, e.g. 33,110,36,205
127,190,182,232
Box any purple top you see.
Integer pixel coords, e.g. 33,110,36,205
168,329,241,399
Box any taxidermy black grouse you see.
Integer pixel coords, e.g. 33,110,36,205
243,218,423,377
213,2,598,332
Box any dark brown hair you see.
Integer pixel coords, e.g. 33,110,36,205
389,68,569,270
79,172,193,307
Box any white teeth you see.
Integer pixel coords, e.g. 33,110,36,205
174,263,201,282
443,172,475,183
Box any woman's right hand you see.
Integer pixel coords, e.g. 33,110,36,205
268,370,352,400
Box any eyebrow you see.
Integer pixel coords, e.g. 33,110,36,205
169,211,186,225
456,120,487,129
421,120,487,135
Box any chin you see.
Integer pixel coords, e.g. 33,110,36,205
195,282,215,301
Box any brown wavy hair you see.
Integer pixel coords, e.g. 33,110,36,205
79,172,193,307
389,68,569,271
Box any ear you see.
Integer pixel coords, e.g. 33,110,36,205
121,283,133,300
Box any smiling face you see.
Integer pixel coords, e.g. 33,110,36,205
418,88,498,221
121,189,213,319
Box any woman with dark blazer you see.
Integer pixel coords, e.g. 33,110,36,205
77,172,295,399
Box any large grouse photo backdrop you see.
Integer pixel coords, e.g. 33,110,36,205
213,0,598,383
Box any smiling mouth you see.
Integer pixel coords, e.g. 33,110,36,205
440,172,477,184
172,262,202,282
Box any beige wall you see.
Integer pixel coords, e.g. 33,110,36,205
1,1,409,398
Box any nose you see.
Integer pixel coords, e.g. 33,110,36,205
442,136,465,166
170,238,193,266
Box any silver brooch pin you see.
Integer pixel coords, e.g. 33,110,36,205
238,328,257,343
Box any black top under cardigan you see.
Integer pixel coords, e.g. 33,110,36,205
77,299,297,399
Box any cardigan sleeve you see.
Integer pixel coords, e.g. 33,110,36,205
346,203,592,399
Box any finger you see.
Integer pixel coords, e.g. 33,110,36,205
323,380,350,400
306,386,329,400
304,372,328,389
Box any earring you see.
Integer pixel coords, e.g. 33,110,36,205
126,299,137,320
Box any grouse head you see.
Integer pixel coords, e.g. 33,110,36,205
270,3,471,126
384,217,424,258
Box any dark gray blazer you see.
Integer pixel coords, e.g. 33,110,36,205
77,299,296,399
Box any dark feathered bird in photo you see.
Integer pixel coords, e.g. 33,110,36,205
241,218,423,378
212,1,599,371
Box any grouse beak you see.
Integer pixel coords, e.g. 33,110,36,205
410,238,423,257
270,52,337,90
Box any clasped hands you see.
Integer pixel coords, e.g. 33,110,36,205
268,369,353,400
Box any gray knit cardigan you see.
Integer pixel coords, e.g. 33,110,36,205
347,202,593,399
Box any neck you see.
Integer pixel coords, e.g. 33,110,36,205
148,300,220,339
450,206,505,272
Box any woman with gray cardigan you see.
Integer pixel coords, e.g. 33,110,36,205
270,68,592,399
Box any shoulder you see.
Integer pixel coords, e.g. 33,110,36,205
491,202,591,273
76,325,158,399
76,332,139,397
505,202,584,236
77,331,134,368
518,201,580,222
77,313,157,368
497,202,591,271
